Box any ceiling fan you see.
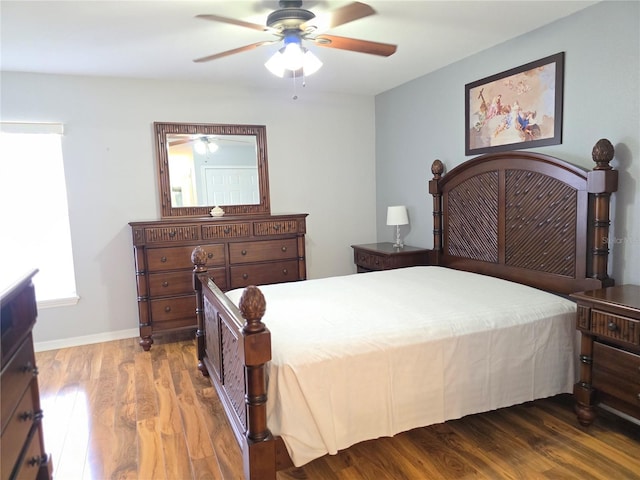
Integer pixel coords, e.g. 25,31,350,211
193,1,397,78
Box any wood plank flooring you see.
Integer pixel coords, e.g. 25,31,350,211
35,332,640,480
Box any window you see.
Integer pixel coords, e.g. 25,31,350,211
0,122,78,307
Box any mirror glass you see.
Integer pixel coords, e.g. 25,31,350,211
155,123,270,218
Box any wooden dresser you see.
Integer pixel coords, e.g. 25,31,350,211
1,270,52,480
130,213,307,350
572,284,640,426
351,242,432,273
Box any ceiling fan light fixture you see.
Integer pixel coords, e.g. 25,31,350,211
194,137,218,155
194,138,207,155
265,37,322,77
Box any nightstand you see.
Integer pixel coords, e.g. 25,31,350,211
351,242,432,273
571,285,640,426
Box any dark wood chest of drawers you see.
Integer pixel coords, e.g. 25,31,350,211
351,242,432,273
130,214,307,350
572,284,640,426
1,270,52,480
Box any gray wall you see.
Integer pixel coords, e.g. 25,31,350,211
0,76,377,348
375,1,639,284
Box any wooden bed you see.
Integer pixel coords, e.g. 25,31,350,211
191,139,618,479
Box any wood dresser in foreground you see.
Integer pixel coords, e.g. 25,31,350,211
130,213,307,350
572,284,640,426
1,269,52,480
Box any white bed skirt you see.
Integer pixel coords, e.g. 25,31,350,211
227,266,577,467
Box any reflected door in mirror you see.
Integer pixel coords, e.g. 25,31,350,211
167,134,259,207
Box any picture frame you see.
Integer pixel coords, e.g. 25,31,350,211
465,52,564,155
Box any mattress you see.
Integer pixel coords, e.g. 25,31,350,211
226,266,577,467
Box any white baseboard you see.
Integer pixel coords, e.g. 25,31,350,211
34,328,139,352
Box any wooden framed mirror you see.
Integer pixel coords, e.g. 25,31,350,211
154,122,270,218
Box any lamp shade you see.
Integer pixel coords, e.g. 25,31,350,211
386,205,409,226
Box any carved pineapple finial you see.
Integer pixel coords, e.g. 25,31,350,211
191,246,207,272
240,286,267,333
592,138,614,170
431,159,444,180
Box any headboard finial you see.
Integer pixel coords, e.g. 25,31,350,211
431,159,444,179
592,138,614,170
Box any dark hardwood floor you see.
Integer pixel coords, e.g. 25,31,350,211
35,332,640,479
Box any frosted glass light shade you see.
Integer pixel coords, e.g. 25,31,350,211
265,46,323,78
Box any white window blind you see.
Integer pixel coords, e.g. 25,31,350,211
0,122,78,307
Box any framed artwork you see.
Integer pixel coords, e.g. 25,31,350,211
465,52,564,155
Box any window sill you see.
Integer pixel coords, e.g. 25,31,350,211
38,295,80,309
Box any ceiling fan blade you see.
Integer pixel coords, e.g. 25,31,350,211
196,14,270,32
314,34,397,57
193,41,276,63
301,2,375,32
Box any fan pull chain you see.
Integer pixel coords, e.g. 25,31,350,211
291,71,308,100
292,70,299,100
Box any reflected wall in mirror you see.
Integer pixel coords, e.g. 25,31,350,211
155,122,270,218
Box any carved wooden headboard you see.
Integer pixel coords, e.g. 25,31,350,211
429,139,618,295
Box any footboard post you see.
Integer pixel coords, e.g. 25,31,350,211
191,246,209,376
429,159,444,264
239,286,276,480
586,139,618,284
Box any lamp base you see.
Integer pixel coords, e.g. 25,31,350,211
393,225,404,249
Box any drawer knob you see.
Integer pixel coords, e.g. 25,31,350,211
22,362,38,376
19,410,35,422
168,230,177,238
162,281,169,287
607,322,618,332
207,253,213,259
282,268,288,275
160,256,167,263
241,249,247,256
281,246,287,252
242,273,249,280
164,306,171,313
273,224,281,231
224,227,231,234
27,455,47,468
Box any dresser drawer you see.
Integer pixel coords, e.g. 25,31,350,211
253,219,300,236
1,379,37,479
202,222,250,240
590,309,640,346
143,225,200,244
1,335,36,433
147,244,225,271
150,296,197,330
592,342,640,407
229,238,298,264
230,260,299,289
9,421,47,480
355,251,389,271
148,268,227,296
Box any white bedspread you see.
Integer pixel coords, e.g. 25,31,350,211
226,266,577,467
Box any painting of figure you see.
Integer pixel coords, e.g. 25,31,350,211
465,53,564,155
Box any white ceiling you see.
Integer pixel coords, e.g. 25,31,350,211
1,1,598,96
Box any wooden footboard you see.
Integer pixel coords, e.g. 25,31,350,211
191,247,292,480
